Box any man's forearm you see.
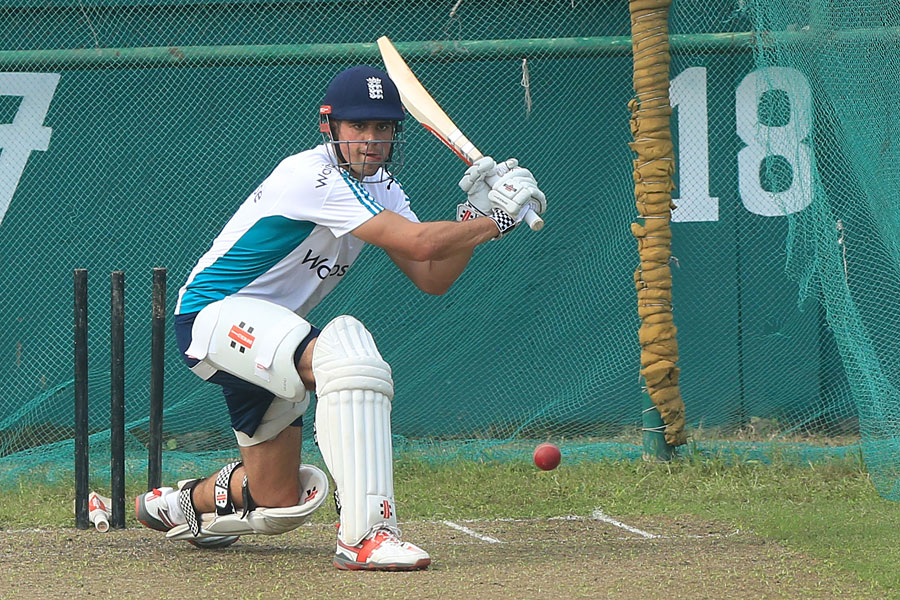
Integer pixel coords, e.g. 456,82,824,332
421,218,497,261
424,246,476,292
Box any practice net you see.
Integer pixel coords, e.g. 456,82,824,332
1,0,899,500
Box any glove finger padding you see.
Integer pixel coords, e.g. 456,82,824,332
457,156,496,220
488,175,546,219
458,156,496,193
493,166,537,187
492,157,519,179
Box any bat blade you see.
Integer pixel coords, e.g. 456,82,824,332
377,36,544,232
376,36,482,165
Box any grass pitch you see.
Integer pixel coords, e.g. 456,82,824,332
1,453,897,599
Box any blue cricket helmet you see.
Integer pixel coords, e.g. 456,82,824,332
318,66,407,181
320,65,406,121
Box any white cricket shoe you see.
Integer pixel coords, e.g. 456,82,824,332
135,487,239,549
334,526,431,571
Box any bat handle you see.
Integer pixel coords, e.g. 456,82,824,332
524,207,544,232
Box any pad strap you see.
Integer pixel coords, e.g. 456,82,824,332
179,479,203,536
333,489,342,517
180,465,256,537
241,475,256,518
213,461,242,516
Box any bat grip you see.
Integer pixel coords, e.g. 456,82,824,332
523,206,544,231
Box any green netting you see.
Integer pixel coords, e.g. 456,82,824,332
741,1,900,498
0,1,898,499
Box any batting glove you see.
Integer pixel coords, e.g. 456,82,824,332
456,157,521,222
487,169,547,238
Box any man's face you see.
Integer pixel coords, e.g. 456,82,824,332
334,120,396,179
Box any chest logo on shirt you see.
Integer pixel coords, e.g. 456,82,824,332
302,248,349,280
228,322,255,353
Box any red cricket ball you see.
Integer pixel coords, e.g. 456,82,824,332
533,442,561,471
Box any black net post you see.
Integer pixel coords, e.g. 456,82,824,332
148,267,166,490
74,269,89,529
110,271,126,529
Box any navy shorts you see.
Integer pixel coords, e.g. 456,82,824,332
174,311,319,437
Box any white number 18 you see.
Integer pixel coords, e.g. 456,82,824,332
670,66,813,222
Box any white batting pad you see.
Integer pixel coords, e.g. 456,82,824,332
186,296,312,403
312,315,397,546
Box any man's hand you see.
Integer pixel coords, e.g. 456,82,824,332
456,157,519,222
486,169,547,238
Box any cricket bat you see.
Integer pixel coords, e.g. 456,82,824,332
376,36,544,231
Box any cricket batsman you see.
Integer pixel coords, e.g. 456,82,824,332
135,65,546,571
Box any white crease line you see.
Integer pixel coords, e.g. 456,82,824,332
591,509,658,539
441,520,503,544
39,518,737,542
667,530,742,539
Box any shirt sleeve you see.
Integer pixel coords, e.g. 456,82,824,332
269,160,384,237
382,179,421,224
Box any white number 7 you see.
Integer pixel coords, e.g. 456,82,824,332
0,73,60,227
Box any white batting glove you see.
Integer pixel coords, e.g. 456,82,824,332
486,169,547,238
489,157,520,181
458,156,496,194
456,156,495,221
456,157,520,222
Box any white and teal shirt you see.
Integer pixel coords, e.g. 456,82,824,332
175,144,418,317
